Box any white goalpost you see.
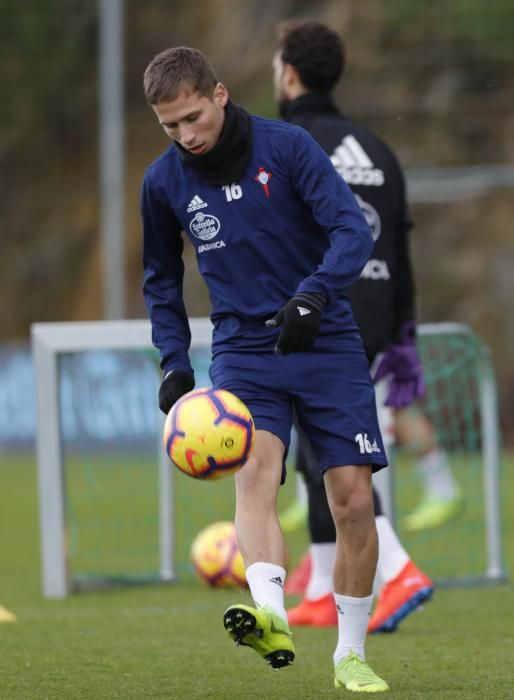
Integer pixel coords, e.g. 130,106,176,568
32,318,211,598
31,319,506,598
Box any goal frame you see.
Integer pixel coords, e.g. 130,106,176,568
31,319,506,597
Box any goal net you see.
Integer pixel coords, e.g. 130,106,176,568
31,319,505,597
394,323,504,585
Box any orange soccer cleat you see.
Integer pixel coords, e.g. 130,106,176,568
368,560,434,634
287,593,338,627
284,551,312,596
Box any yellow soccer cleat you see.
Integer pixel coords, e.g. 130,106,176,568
223,603,295,669
403,494,464,532
334,652,389,693
279,499,308,533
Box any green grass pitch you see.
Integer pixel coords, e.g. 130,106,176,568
1,453,513,699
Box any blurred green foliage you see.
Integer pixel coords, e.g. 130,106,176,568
0,0,96,158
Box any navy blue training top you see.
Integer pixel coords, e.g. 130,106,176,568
142,115,373,374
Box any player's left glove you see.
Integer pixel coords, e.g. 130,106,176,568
373,321,426,408
265,292,325,355
158,369,195,415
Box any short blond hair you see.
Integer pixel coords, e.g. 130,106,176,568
143,46,218,105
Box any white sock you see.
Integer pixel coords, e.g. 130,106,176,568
306,543,336,600
245,562,287,621
417,447,459,501
333,593,374,664
375,515,410,583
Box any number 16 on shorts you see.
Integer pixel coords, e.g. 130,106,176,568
355,432,373,454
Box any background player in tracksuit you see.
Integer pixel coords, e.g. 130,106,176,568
273,19,433,633
142,46,390,692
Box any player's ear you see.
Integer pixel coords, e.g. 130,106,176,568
284,62,302,90
213,82,229,108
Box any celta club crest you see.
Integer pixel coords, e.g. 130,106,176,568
254,167,272,198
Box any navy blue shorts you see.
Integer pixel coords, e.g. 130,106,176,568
209,342,388,476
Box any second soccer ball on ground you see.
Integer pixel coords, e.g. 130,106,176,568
191,521,246,588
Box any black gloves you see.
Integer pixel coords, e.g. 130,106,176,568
158,369,195,414
265,292,325,355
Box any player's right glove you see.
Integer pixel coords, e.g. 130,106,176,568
265,292,325,355
373,321,425,408
158,369,195,415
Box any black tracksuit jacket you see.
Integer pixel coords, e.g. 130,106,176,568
284,93,416,363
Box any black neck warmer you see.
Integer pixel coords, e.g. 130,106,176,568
174,99,253,185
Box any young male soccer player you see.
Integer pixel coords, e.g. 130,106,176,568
272,19,434,633
142,46,390,692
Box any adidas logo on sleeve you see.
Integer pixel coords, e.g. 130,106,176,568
187,195,208,212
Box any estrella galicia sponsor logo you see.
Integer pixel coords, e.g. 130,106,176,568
354,193,388,280
189,211,221,240
354,194,381,242
198,240,226,254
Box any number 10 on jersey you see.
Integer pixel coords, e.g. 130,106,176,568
222,183,242,201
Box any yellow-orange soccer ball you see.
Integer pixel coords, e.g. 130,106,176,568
190,521,246,588
163,388,255,479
